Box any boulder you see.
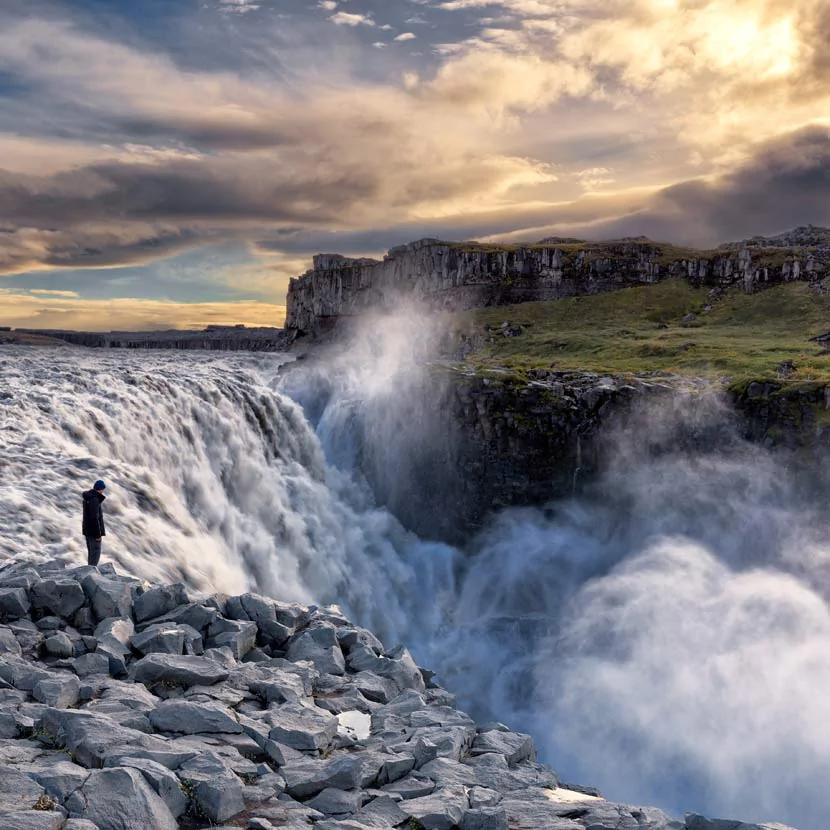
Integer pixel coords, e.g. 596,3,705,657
347,645,425,693
461,807,509,830
0,625,21,656
0,812,66,830
75,766,179,830
148,699,242,735
399,786,469,830
0,769,45,812
117,758,188,818
130,623,202,656
81,574,133,621
43,631,74,659
132,653,230,688
178,751,245,823
30,759,91,802
306,787,364,815
206,618,257,660
133,584,188,624
470,729,535,765
266,702,338,751
33,673,81,708
287,624,346,676
30,579,86,618
72,653,112,678
0,587,32,618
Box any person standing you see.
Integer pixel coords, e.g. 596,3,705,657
82,480,107,567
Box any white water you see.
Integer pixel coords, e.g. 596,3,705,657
2,341,830,829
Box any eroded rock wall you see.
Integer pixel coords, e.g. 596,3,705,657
286,238,830,335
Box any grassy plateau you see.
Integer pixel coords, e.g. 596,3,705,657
459,280,830,383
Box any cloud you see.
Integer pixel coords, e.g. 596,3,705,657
218,0,261,13
394,32,417,41
0,292,286,331
1,2,828,295
29,289,80,297
329,11,375,26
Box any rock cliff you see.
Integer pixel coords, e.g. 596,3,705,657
285,237,830,336
0,558,794,830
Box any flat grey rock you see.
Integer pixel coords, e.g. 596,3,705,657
29,759,91,802
132,653,230,688
267,702,338,751
399,786,469,830
72,653,111,678
306,786,364,815
117,757,188,818
470,728,535,765
0,626,22,656
81,574,133,622
148,699,242,734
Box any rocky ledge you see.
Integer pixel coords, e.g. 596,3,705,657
0,559,793,830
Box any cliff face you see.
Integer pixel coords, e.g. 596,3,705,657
285,238,830,335
289,358,830,545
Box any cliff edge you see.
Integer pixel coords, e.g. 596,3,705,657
285,233,830,337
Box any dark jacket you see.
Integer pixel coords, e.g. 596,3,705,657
82,490,106,538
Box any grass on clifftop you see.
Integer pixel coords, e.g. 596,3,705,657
461,280,830,382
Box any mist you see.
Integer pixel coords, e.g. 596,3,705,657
280,309,830,829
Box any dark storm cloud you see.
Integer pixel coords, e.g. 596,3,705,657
587,126,830,246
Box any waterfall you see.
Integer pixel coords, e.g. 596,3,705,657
4,341,830,829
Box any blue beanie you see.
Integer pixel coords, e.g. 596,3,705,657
94,480,106,491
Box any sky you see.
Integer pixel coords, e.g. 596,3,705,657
1,0,829,330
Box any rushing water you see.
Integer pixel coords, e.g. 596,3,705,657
2,342,830,829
